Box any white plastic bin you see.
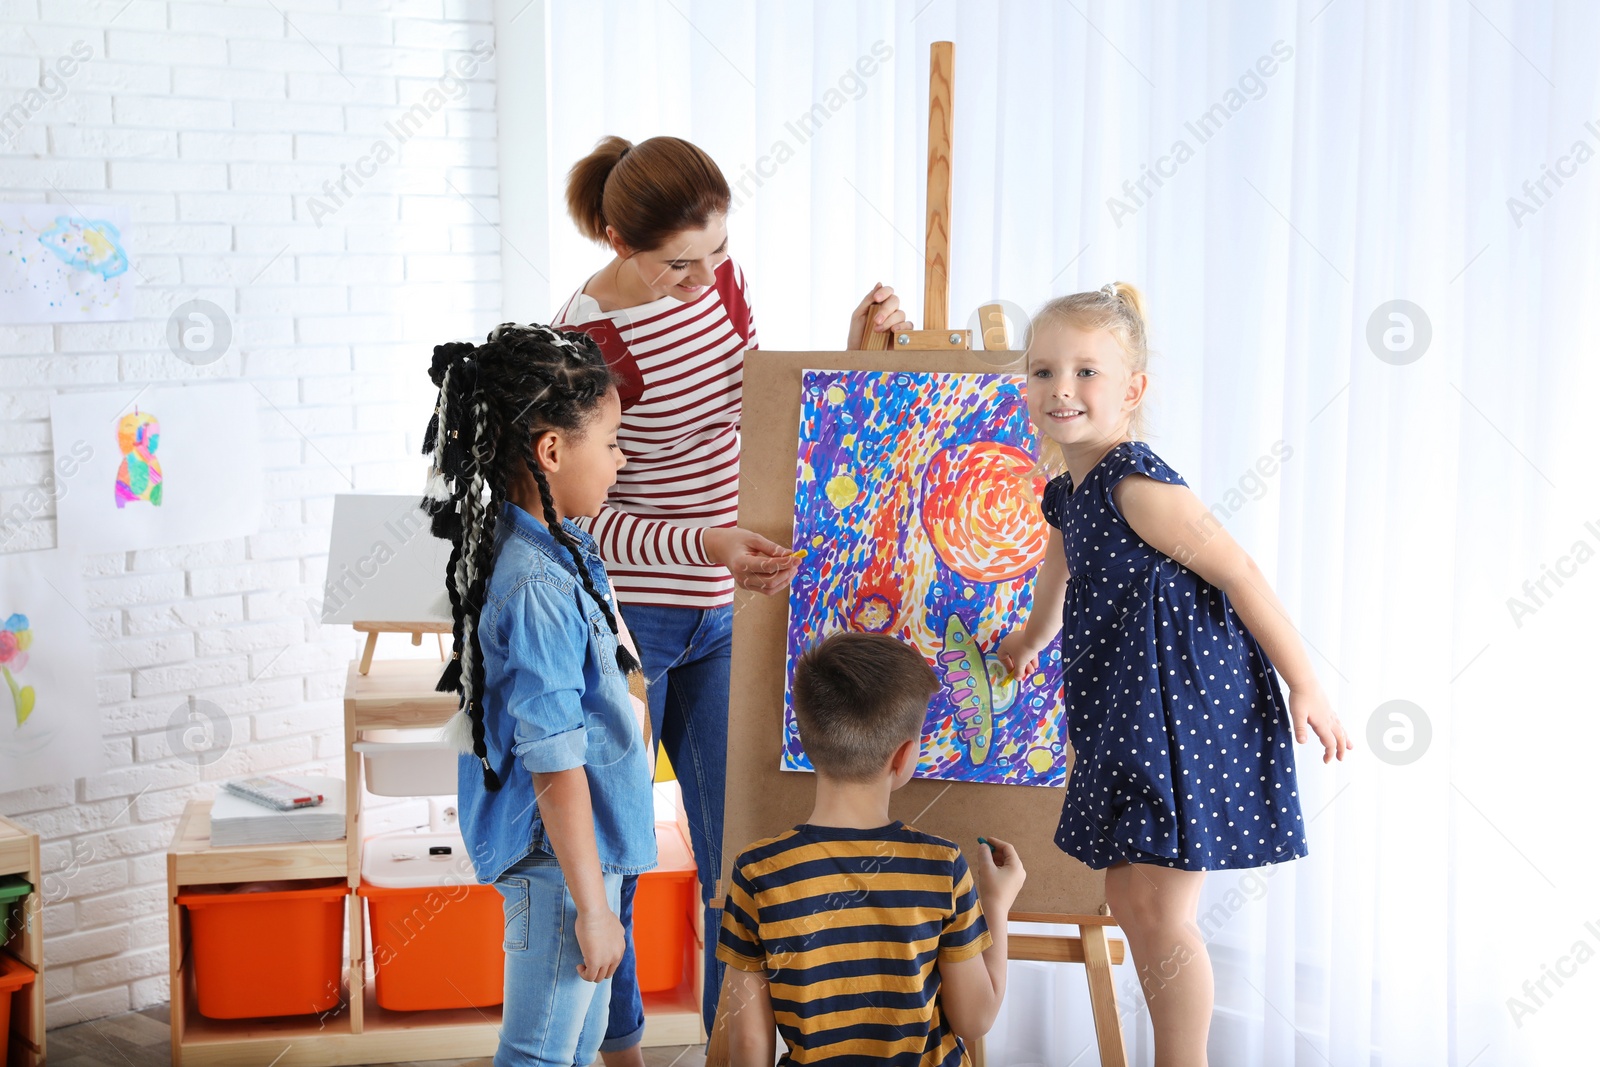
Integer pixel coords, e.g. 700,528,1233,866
352,728,457,796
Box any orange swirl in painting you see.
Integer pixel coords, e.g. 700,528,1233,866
921,442,1048,583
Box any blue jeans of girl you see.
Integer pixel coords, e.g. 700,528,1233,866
494,852,623,1067
601,602,732,1051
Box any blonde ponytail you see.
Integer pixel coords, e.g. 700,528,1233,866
1102,281,1147,327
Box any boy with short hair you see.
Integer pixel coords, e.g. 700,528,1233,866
717,631,1026,1066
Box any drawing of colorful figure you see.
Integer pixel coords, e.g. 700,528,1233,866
782,370,1068,787
115,409,162,508
0,613,35,726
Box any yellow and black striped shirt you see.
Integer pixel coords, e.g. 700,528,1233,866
717,821,993,1066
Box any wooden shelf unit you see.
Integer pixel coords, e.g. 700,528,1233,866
338,657,458,910
0,814,43,1067
165,656,704,1065
341,658,706,1048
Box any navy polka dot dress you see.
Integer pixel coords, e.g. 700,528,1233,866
1040,441,1307,871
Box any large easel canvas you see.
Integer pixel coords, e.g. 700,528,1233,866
726,350,1105,919
780,369,1067,787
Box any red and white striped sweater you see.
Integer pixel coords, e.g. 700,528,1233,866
553,257,758,609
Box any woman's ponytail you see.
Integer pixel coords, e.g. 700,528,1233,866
564,135,730,254
565,135,633,244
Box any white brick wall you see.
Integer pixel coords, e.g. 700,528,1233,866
0,0,501,1028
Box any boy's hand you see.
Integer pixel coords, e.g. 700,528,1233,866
996,632,1042,682
971,837,1026,913
1289,684,1352,764
574,907,625,982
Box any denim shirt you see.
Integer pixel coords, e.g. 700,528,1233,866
457,500,657,883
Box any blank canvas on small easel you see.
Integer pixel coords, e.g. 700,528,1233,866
321,494,453,626
323,493,455,674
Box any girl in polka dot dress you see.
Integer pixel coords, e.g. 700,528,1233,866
996,282,1351,1065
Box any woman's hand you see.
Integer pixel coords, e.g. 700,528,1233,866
846,282,912,349
996,631,1045,682
704,526,801,596
574,907,625,982
1289,683,1353,764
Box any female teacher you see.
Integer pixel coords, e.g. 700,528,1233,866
553,134,909,1062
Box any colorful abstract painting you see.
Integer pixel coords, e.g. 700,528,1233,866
782,370,1068,787
115,409,163,508
0,204,133,323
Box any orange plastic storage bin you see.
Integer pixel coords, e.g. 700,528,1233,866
635,820,697,993
174,879,347,1019
0,953,37,1055
359,831,505,1011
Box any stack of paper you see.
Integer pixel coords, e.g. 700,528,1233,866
209,776,346,847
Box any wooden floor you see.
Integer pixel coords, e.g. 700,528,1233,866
44,1002,709,1067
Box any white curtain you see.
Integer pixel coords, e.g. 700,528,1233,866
522,2,1600,1062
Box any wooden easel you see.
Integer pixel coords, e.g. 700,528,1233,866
352,619,451,675
706,41,1129,1067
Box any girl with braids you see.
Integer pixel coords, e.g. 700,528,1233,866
556,133,911,1060
423,322,656,1067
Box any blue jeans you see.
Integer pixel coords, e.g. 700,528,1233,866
494,853,623,1067
602,602,731,1050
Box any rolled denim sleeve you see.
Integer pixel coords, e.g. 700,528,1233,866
499,576,590,774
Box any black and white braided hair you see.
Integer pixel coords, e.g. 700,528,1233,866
422,322,640,791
